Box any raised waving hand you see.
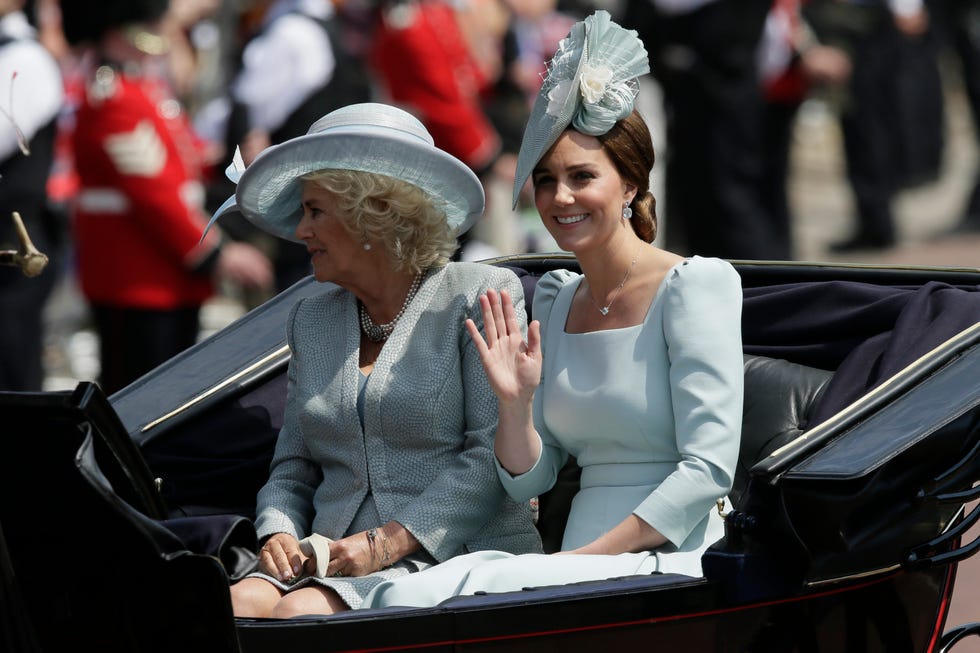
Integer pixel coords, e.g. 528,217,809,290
465,288,542,403
465,289,544,473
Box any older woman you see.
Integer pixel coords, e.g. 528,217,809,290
217,103,542,618
361,10,743,608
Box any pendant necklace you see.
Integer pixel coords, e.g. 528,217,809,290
588,243,640,316
359,272,424,342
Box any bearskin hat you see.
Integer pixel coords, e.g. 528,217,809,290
59,0,169,46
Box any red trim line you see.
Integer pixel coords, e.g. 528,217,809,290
324,572,905,652
925,561,958,652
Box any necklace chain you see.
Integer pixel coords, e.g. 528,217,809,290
359,272,424,342
589,244,640,316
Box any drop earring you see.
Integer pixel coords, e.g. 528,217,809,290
363,243,372,251
623,205,633,220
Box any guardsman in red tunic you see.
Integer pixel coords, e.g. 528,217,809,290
59,0,273,394
369,0,501,177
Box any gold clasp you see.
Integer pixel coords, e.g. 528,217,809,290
716,498,729,519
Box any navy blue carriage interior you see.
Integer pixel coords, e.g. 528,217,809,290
2,258,980,652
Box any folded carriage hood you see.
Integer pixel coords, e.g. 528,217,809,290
726,328,980,588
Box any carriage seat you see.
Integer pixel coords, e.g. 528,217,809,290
734,355,832,506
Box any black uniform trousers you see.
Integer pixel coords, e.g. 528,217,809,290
624,0,785,260
0,234,57,391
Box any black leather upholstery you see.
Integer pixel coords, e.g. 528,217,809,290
734,355,832,507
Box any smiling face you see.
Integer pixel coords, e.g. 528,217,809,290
295,181,364,284
532,130,636,255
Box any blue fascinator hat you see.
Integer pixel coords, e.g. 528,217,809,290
512,10,650,208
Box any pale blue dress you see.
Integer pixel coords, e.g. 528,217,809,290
362,256,743,608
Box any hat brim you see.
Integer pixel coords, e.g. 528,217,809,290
236,124,485,243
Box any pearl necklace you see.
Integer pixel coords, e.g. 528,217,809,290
588,244,640,316
359,273,423,342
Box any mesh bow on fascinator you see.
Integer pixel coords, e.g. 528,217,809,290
512,10,650,207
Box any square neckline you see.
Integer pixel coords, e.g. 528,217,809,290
561,258,690,335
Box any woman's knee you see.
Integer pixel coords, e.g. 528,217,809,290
272,586,348,618
230,577,283,618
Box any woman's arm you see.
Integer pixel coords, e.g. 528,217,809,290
253,300,322,543
560,514,669,555
632,258,743,550
491,271,575,503
465,287,543,474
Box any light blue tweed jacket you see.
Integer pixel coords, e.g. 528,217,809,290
254,262,543,561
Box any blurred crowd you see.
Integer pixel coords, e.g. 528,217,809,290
0,0,978,393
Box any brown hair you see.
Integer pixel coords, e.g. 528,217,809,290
596,109,657,243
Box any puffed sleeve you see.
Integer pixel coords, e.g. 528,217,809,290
634,257,743,547
496,269,579,501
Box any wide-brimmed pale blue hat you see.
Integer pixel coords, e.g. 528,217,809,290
206,103,485,242
512,10,650,208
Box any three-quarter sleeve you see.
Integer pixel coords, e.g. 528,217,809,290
633,258,743,547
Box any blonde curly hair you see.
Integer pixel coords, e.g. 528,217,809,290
301,169,458,274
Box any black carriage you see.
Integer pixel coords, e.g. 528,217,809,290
2,254,980,652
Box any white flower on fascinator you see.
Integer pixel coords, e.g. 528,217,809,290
578,63,614,105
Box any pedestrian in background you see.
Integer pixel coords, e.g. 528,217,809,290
201,0,373,296
0,0,64,391
757,0,852,260
368,0,509,259
58,0,273,395
804,0,934,252
932,0,980,235
622,0,783,260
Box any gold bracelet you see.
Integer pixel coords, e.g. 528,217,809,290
367,527,392,569
367,528,379,567
379,528,392,568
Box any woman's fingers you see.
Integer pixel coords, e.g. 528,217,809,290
526,319,541,358
471,289,527,364
323,533,376,577
480,291,498,345
261,536,303,581
500,289,523,339
465,318,488,355
487,288,507,338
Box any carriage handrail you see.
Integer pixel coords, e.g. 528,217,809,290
907,501,980,569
